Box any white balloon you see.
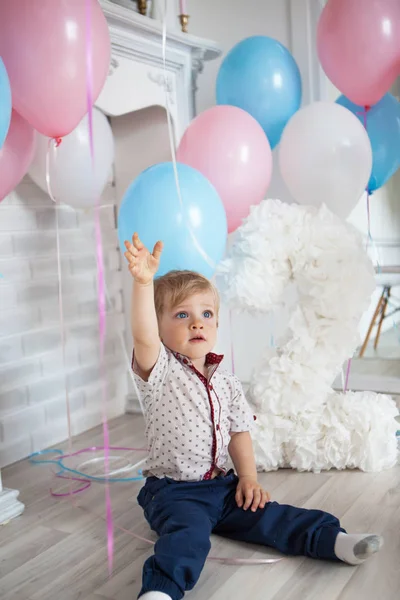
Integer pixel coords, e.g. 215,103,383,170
279,102,372,219
29,108,114,208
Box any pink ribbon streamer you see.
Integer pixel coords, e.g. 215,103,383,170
51,474,91,497
343,358,352,393
85,0,113,575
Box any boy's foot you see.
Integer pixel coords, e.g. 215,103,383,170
334,533,383,565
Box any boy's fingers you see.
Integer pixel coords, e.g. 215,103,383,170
124,251,135,264
124,243,139,258
251,489,261,512
259,490,269,509
132,232,144,250
235,488,244,508
152,241,163,261
243,489,253,511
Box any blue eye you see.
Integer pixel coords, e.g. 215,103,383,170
176,312,188,319
203,310,213,319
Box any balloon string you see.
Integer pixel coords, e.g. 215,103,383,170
362,106,370,129
363,107,373,247
45,138,74,506
359,106,374,249
161,1,215,271
342,104,369,391
360,107,381,271
45,139,58,204
54,207,73,451
365,194,382,272
355,106,373,247
85,0,113,576
366,191,371,242
351,106,380,382
85,3,95,164
51,474,92,497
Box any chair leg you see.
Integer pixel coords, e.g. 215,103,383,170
359,289,385,357
374,287,390,350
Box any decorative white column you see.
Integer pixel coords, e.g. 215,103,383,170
0,469,25,525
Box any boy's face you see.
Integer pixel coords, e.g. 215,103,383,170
159,290,218,361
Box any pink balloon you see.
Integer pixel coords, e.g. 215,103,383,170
177,106,272,233
0,0,110,139
317,0,400,107
0,111,35,203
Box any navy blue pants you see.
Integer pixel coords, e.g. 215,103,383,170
137,471,345,599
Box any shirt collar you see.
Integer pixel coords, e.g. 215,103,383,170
172,350,224,370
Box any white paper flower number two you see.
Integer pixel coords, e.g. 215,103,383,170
218,199,398,472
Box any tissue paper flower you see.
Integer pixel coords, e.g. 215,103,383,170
218,199,399,472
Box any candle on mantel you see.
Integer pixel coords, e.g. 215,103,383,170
179,0,187,14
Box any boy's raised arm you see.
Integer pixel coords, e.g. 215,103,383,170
124,232,163,378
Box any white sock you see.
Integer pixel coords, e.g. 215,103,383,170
334,532,383,565
139,593,172,600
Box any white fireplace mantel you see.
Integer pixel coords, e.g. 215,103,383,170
97,0,222,140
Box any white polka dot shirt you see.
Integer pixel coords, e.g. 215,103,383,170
132,344,255,482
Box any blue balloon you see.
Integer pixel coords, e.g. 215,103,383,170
118,162,228,279
336,93,400,192
216,36,302,149
0,58,11,149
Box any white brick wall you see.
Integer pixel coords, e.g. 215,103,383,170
0,176,128,468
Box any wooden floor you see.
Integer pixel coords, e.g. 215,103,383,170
1,414,400,600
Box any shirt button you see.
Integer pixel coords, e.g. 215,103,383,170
216,424,220,431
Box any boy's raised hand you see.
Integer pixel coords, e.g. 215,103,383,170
124,233,163,285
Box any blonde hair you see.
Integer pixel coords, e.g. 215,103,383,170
154,270,220,318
